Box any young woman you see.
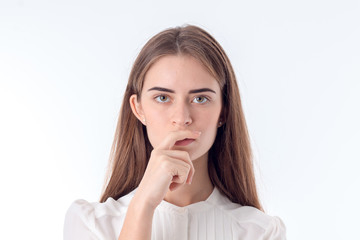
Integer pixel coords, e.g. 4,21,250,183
64,24,286,240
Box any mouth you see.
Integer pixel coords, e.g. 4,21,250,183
174,138,195,146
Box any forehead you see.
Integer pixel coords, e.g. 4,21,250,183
143,55,220,92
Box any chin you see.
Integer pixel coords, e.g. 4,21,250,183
190,151,208,162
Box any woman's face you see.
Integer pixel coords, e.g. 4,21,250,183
130,54,222,161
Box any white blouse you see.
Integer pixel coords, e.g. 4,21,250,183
64,187,286,240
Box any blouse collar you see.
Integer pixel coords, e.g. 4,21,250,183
157,187,226,214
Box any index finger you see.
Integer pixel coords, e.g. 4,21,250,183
157,130,201,150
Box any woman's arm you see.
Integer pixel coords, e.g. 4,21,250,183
118,130,200,240
118,193,155,239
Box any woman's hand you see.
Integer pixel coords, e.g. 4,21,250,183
134,130,201,210
118,130,201,240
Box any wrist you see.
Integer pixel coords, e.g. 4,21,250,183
130,191,157,214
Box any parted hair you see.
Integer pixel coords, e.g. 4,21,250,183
100,24,263,211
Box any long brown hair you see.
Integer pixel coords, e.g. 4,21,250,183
100,24,263,211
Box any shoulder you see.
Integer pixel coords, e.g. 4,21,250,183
63,199,98,239
222,203,287,239
210,191,286,239
64,191,135,239
65,196,128,222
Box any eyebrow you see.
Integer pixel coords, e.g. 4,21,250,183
147,87,216,94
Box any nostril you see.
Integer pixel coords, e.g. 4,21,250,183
172,116,192,126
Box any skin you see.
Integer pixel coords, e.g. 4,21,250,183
119,54,223,240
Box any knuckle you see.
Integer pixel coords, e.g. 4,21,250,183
160,159,171,170
180,151,189,158
180,175,187,182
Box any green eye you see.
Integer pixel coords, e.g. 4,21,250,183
155,95,170,103
193,96,208,104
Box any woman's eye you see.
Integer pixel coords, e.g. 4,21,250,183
155,95,170,103
193,96,208,104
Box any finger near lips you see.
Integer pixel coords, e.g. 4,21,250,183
157,130,201,150
149,130,200,193
156,130,199,181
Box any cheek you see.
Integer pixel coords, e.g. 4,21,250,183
198,107,221,126
194,110,220,141
200,117,219,141
143,109,168,148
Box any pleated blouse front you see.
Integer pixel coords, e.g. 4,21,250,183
64,187,286,240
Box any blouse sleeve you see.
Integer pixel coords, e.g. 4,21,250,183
261,216,287,240
63,200,99,240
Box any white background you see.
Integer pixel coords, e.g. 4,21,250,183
1,0,359,239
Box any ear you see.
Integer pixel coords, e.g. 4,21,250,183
218,109,226,127
129,94,146,125
218,117,224,127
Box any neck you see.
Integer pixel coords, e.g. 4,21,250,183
163,153,214,207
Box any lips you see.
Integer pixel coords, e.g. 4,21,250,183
174,138,195,146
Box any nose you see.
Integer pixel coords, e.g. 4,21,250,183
171,101,192,127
